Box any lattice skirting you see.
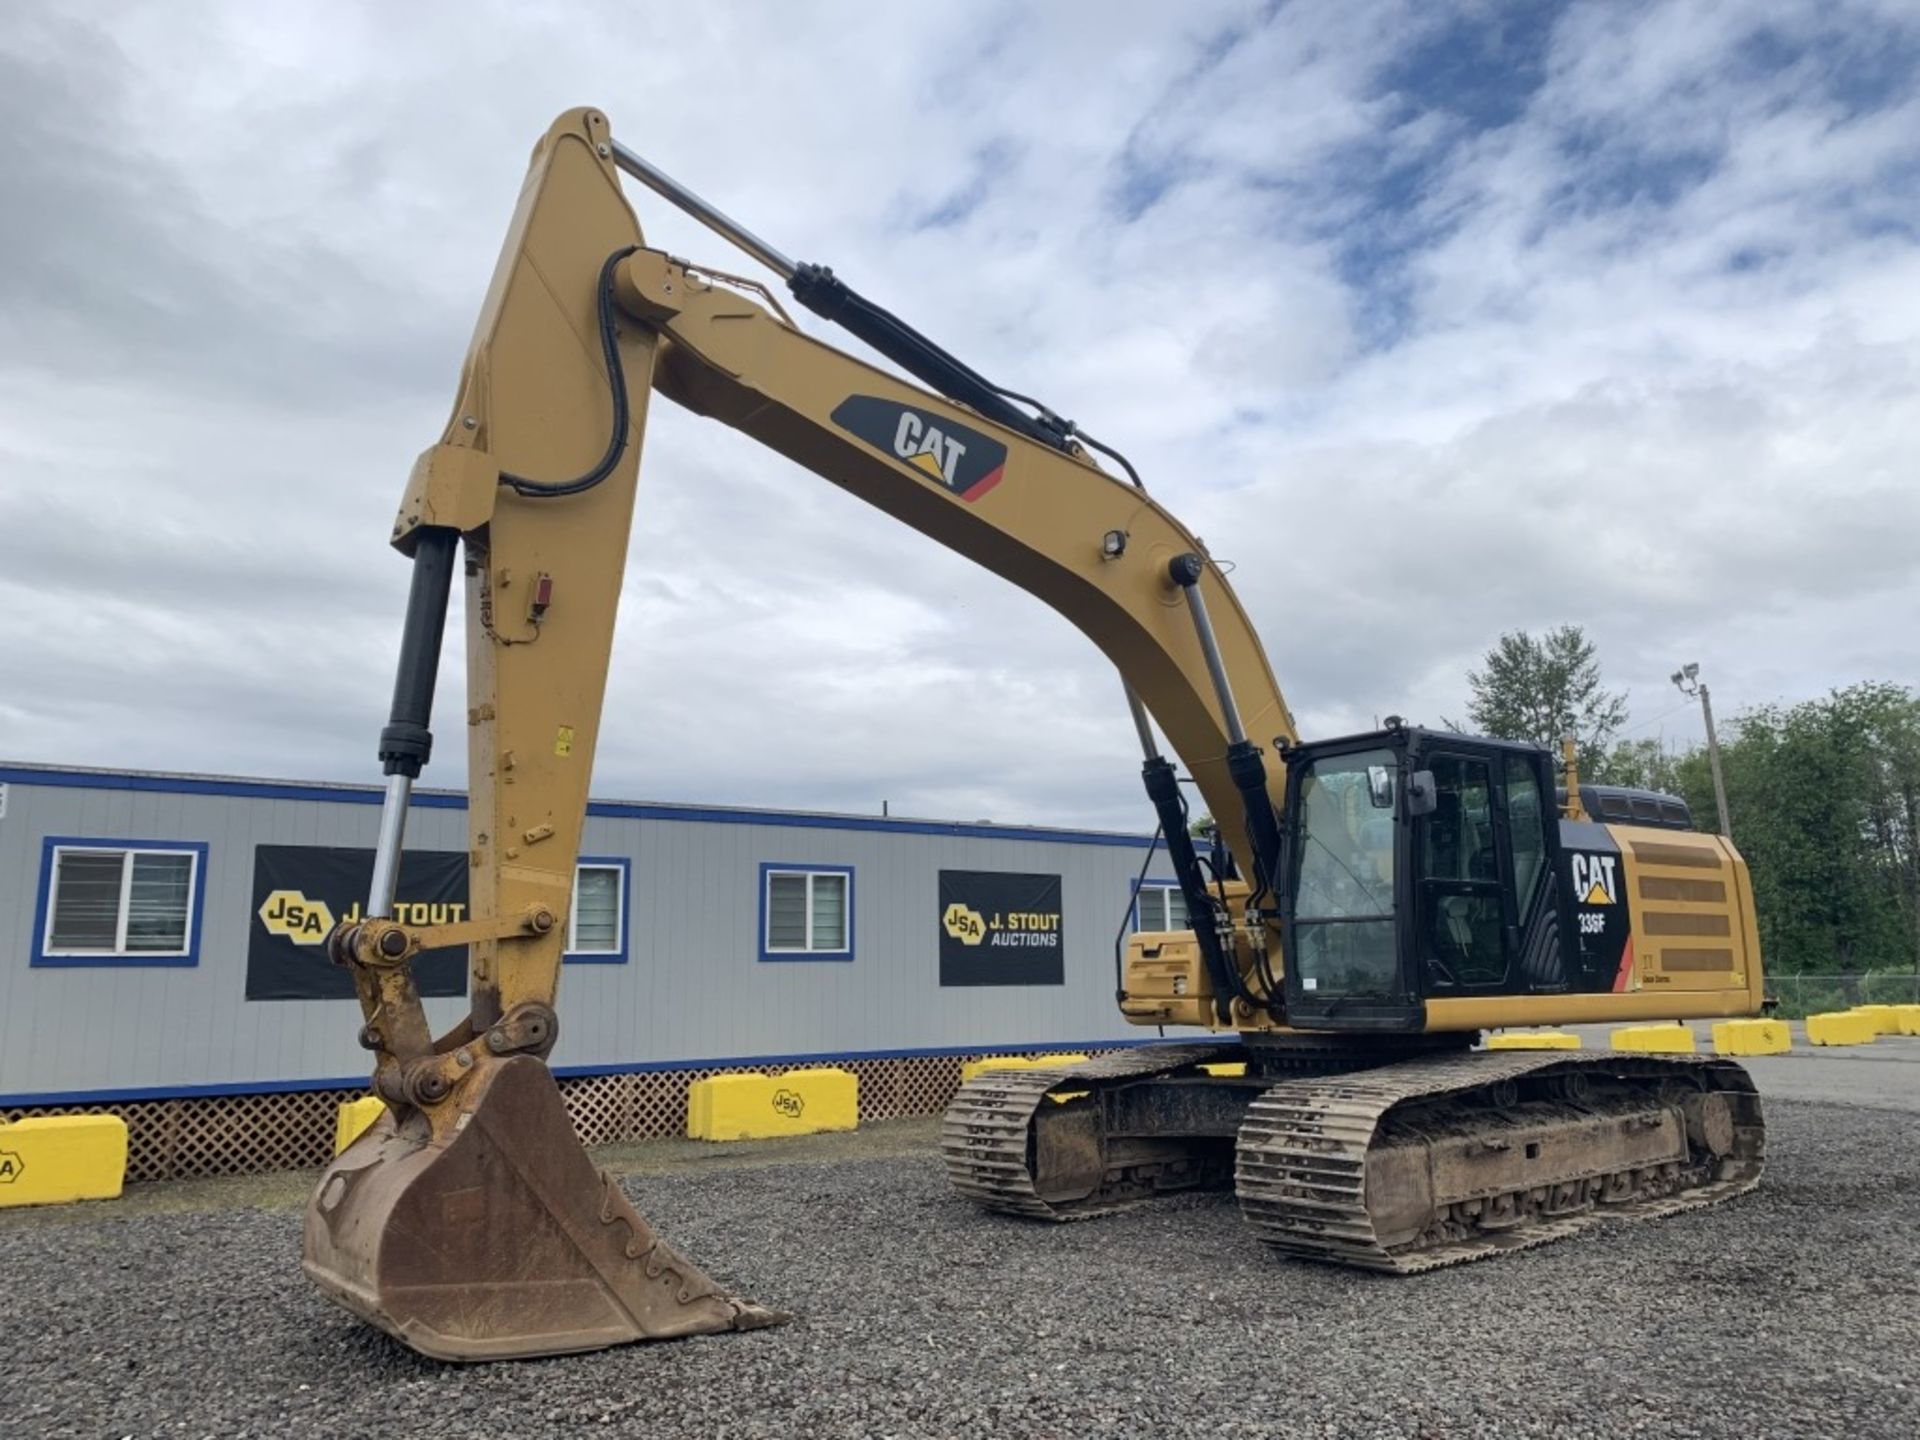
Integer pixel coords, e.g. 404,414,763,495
1,1048,1126,1184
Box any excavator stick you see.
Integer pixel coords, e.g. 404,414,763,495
300,109,787,1360
304,1057,782,1361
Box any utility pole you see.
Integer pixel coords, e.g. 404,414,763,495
1671,662,1732,837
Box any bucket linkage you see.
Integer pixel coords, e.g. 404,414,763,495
304,917,785,1362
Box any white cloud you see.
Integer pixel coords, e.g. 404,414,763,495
0,0,1915,830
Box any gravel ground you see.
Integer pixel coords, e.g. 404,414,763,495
4,1100,1917,1440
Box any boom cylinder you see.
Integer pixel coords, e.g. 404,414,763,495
1127,677,1242,1022
1170,554,1285,905
1123,682,1160,762
1170,554,1245,745
1140,755,1239,1024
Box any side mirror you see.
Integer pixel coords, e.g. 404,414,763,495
1366,765,1394,809
1406,769,1438,817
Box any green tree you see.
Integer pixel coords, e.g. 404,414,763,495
1586,737,1698,794
1710,683,1920,976
1456,625,1628,752
1848,682,1920,967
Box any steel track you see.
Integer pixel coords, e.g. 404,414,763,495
939,1044,1238,1220
943,1045,1765,1273
1235,1050,1765,1273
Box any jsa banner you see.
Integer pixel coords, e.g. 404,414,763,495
938,870,1064,987
246,845,469,1001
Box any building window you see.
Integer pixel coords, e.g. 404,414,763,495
760,864,854,962
1134,881,1189,933
34,838,207,968
565,857,629,964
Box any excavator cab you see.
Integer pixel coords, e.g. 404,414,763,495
1280,726,1574,1031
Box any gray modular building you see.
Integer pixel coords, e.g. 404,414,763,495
0,761,1185,1121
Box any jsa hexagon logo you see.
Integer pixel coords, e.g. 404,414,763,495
771,1089,805,1120
943,902,987,946
258,889,335,945
0,1149,22,1184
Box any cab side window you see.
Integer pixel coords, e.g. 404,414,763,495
1426,756,1496,883
1421,755,1506,987
1504,756,1547,917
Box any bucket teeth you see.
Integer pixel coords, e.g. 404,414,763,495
303,1055,787,1361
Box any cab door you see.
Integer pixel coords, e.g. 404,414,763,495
1415,750,1513,993
1502,752,1573,992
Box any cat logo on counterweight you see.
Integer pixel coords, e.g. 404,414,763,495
1570,853,1619,906
830,395,1008,502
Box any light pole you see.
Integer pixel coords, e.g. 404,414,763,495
1672,662,1732,837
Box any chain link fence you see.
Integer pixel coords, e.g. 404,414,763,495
1767,972,1920,1018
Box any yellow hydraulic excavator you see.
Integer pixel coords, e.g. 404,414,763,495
306,107,1766,1360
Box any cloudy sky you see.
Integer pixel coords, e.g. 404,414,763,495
1,1,1915,831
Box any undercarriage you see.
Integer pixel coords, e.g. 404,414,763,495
941,1040,1764,1271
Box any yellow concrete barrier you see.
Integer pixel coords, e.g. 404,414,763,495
334,1095,388,1154
959,1052,1088,1084
687,1067,859,1141
1611,1024,1696,1054
1712,1019,1791,1056
0,1114,128,1207
1199,1061,1249,1076
1487,1031,1581,1051
1893,1004,1920,1036
1851,1004,1901,1036
1806,1010,1878,1046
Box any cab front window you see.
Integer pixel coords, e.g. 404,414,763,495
1291,748,1398,1001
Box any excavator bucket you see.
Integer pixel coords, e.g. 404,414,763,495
302,1055,785,1361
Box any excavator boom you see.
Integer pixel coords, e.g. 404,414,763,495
304,106,1297,1361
